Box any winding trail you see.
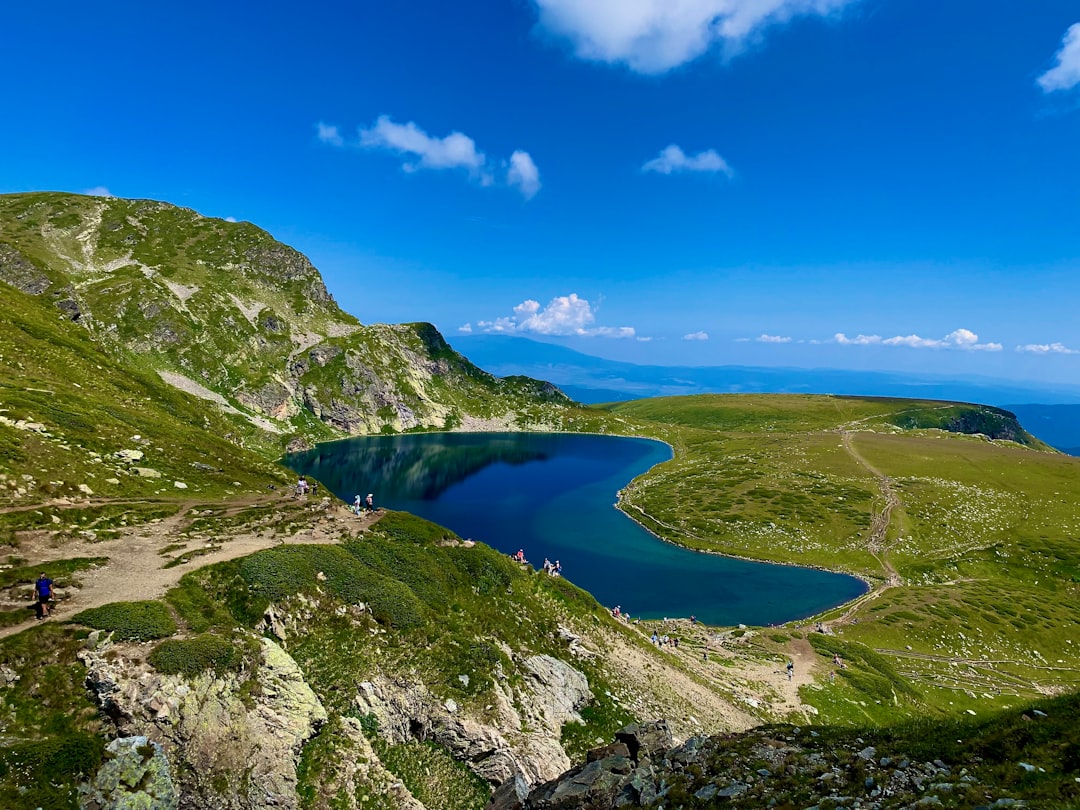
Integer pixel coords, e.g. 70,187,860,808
0,495,381,640
831,427,903,625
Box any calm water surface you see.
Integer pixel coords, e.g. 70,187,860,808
286,432,866,626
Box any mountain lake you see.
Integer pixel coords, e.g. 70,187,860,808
285,432,867,626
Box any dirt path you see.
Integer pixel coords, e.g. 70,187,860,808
833,428,903,625
0,495,381,640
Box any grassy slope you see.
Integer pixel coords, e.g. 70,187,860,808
0,192,571,445
601,394,1080,723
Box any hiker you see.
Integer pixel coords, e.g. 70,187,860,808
552,560,562,577
352,495,362,516
296,476,309,498
365,493,375,513
786,660,794,681
612,605,621,618
543,557,552,574
514,549,526,564
34,573,53,619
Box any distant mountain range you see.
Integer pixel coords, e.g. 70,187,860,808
453,335,1080,454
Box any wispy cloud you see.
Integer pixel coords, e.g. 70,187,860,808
835,328,1002,351
316,122,344,147
643,145,733,177
464,293,636,338
317,116,541,198
83,186,112,197
507,150,542,199
683,331,709,341
1017,342,1079,355
1037,23,1080,93
756,333,792,343
532,0,862,74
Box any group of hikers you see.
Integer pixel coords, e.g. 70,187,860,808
351,493,376,515
293,475,378,517
509,550,563,578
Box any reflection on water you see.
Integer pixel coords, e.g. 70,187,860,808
285,432,867,626
286,433,550,500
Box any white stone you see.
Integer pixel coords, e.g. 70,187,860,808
173,481,188,489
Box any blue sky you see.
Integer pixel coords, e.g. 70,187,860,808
3,1,1080,383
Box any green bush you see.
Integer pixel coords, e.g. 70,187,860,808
73,601,177,641
238,545,425,629
374,511,458,545
148,634,239,678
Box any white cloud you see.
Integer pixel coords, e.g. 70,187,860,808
319,116,541,198
834,332,882,345
359,115,487,173
224,216,237,223
643,145,733,176
1017,342,1079,355
684,331,710,341
835,328,1001,351
756,333,791,343
316,122,344,146
474,293,636,338
83,186,112,197
1037,23,1080,93
458,323,474,334
507,150,542,199
532,0,861,74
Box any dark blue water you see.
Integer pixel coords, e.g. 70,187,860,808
285,432,867,626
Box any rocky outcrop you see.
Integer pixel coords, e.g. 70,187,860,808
354,653,592,788
80,633,327,810
79,736,179,810
487,721,673,810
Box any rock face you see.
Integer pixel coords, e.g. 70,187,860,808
0,192,571,443
487,721,673,810
355,653,592,788
80,633,327,810
79,736,179,810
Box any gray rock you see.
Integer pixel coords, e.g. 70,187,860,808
79,736,178,810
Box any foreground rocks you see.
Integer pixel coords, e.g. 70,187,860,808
489,718,1057,809
80,633,326,810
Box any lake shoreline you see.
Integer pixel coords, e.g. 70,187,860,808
291,427,872,626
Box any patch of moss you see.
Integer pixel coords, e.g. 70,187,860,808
72,600,177,641
148,634,240,678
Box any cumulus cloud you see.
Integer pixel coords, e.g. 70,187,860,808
83,186,112,197
643,145,734,176
684,331,709,341
318,116,540,198
756,333,792,343
834,328,1002,351
1037,23,1080,93
507,150,542,199
458,323,474,334
532,0,861,74
1017,342,1079,355
474,293,636,338
316,122,344,146
359,115,486,173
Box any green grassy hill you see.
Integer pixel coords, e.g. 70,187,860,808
0,192,570,453
597,394,1080,724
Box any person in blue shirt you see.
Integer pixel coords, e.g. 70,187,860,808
34,573,53,619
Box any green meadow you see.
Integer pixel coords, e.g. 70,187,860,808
597,394,1080,722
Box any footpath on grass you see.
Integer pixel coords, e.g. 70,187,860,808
0,494,382,640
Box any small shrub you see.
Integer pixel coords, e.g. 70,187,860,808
148,634,239,678
73,600,177,641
